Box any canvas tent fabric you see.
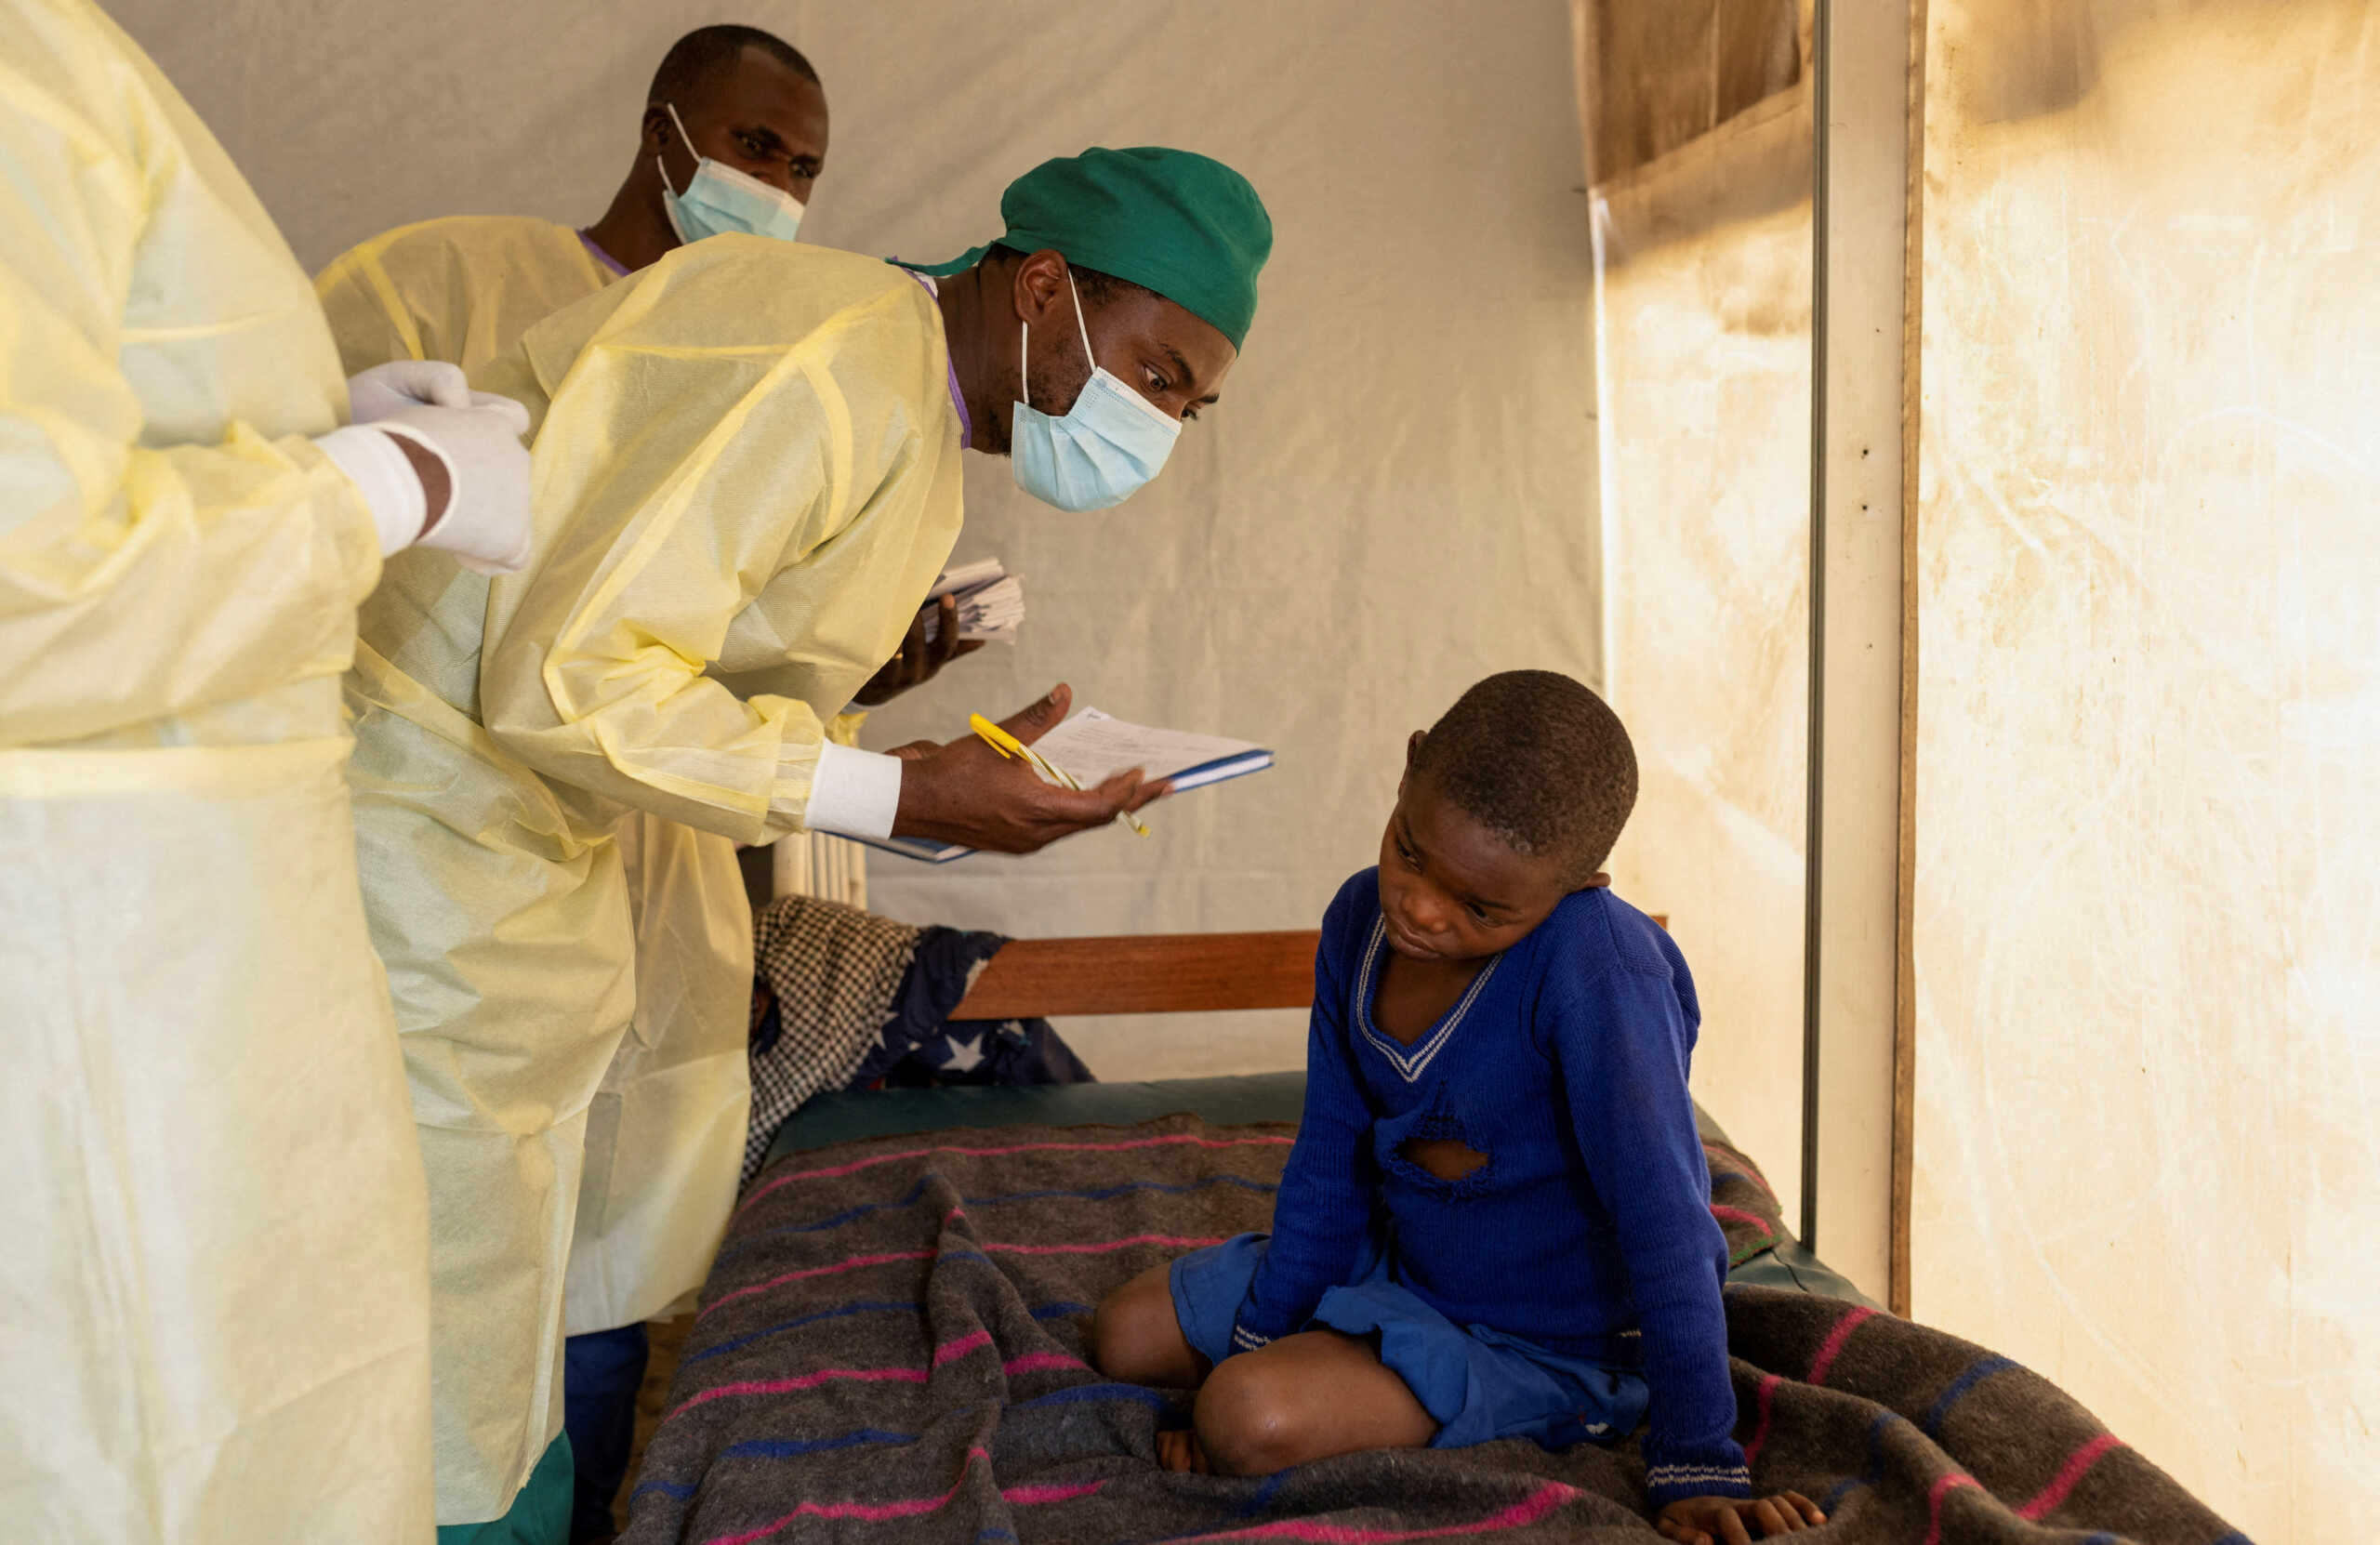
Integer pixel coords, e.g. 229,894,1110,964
1586,19,1815,1226
1910,0,2380,1533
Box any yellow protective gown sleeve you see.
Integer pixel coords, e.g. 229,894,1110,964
479,236,965,845
0,2,434,1540
317,215,759,1340
0,19,389,750
316,215,615,379
337,235,959,1520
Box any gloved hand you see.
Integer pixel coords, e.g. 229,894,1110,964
347,359,473,422
375,393,537,574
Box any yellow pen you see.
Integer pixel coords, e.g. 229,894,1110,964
969,713,1149,837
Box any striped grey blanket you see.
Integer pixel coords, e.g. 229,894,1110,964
624,1116,2246,1544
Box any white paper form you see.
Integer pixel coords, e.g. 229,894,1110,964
1029,708,1268,787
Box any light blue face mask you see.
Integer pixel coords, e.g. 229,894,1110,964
657,102,805,244
1011,271,1182,511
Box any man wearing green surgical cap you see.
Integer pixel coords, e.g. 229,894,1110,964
341,144,1270,1543
910,145,1269,510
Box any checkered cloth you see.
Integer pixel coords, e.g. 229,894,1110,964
743,895,923,1186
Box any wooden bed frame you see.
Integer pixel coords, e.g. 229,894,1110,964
948,918,1668,1021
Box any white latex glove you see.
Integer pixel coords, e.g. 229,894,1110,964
377,394,537,574
347,359,473,422
316,393,536,569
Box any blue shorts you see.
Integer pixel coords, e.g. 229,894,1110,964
1169,1232,1649,1452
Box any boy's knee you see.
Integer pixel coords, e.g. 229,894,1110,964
1089,1273,1174,1383
1087,1286,1136,1378
1192,1355,1311,1476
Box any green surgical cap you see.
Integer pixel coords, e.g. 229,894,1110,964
912,146,1272,350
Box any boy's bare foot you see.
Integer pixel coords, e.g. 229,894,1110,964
1157,1428,1211,1474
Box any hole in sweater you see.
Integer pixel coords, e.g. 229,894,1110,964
1400,1137,1489,1182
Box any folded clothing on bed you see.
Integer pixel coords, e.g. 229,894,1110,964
743,895,1091,1184
627,1116,2246,1545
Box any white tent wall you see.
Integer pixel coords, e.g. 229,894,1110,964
1912,0,2380,1532
109,1,1606,1080
1582,13,1816,1229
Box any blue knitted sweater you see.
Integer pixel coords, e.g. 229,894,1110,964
1235,869,1751,1506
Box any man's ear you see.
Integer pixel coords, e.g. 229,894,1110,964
639,103,674,157
1011,248,1070,327
1405,730,1427,767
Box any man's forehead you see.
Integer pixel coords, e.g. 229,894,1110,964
1106,288,1237,395
713,49,825,118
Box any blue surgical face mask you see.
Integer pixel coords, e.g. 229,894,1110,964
657,102,806,244
1011,270,1182,511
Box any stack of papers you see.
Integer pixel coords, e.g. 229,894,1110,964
920,558,1024,645
849,706,1275,864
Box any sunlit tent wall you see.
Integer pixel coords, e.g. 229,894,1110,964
1585,0,2380,1530
1911,0,2380,1533
115,0,1606,1080
1580,0,1816,1227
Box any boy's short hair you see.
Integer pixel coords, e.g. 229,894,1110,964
1410,670,1637,883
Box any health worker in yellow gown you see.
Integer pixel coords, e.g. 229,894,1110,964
0,1,539,1540
315,26,972,1538
328,135,1269,1539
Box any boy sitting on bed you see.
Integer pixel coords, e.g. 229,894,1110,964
1091,671,1823,1545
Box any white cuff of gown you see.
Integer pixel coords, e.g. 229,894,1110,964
313,424,430,556
804,741,903,839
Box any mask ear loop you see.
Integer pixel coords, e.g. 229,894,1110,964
1018,314,1033,414
1020,262,1096,417
1064,268,1096,365
1064,265,1183,433
657,102,696,197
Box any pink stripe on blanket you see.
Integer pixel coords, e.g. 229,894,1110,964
1002,1479,1106,1504
699,1446,1102,1544
1716,1153,1783,1207
700,1250,935,1319
2016,1433,2124,1520
736,1132,1295,1216
667,1366,926,1420
927,1334,1076,1377
668,1341,1081,1423
702,1235,1223,1322
1741,1372,1784,1466
931,1329,992,1367
1708,1204,1777,1235
1920,1472,1980,1545
1805,1306,1876,1386
985,1234,1225,1256
1175,1479,1583,1541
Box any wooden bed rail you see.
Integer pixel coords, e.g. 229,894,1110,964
947,916,1667,1020
949,931,1323,1019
